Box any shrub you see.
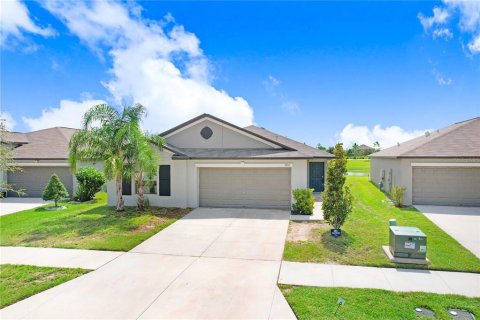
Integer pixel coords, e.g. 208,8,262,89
42,174,69,207
74,166,106,202
292,188,315,215
391,185,406,207
322,143,353,230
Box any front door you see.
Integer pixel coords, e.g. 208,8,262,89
309,162,325,192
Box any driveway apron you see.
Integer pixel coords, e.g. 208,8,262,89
1,208,295,319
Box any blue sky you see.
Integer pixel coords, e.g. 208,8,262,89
1,1,479,148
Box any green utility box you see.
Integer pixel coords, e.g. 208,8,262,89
389,226,427,259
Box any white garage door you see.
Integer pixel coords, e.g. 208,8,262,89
199,168,291,209
7,167,73,197
413,167,480,206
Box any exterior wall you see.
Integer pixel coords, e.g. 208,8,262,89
166,119,274,149
106,151,313,208
371,157,480,205
370,158,403,194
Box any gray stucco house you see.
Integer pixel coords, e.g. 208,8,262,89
2,127,77,197
370,117,480,206
107,113,333,209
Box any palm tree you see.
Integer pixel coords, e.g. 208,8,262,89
69,103,148,211
125,131,165,211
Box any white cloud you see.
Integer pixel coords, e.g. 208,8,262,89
467,34,480,54
432,68,453,85
263,75,300,114
281,101,300,114
0,111,17,131
0,0,55,46
22,99,105,131
418,7,450,30
25,0,254,131
432,28,453,40
419,1,480,55
338,124,431,149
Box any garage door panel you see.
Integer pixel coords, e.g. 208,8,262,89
199,168,291,209
7,167,73,198
413,167,480,206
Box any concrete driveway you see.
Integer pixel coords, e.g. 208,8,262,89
416,205,480,258
1,208,295,319
0,198,48,216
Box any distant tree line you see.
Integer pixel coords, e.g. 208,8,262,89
317,141,381,159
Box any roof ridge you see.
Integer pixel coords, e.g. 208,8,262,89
401,117,477,156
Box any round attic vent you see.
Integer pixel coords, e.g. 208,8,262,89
200,126,213,140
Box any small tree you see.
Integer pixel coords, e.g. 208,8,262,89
316,143,327,151
391,185,406,207
0,119,25,197
42,174,69,207
322,143,353,231
74,166,106,201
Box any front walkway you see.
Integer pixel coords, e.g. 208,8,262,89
279,261,480,297
1,208,296,320
0,246,122,269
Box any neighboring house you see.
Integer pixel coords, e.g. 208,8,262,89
3,127,78,197
108,113,334,209
370,117,480,206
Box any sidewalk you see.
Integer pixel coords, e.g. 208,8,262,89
279,261,480,297
0,246,123,270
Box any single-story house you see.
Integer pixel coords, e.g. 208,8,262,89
3,127,80,197
370,117,480,206
108,113,334,209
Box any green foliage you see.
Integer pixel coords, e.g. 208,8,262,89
280,286,480,320
42,174,69,207
322,143,353,230
74,166,106,202
0,120,25,197
316,143,327,151
0,264,88,308
284,176,480,272
68,103,152,211
292,188,315,215
126,132,165,211
391,185,406,207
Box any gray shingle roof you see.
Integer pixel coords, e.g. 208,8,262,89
12,127,77,160
244,125,334,158
3,132,29,144
370,117,480,158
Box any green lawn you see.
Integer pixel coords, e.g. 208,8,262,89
0,264,88,308
284,176,480,272
0,193,191,251
346,159,370,173
280,285,480,320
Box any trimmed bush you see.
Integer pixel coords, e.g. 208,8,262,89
391,185,406,207
292,188,315,215
74,166,106,202
42,174,69,207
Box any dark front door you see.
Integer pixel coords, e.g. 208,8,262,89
309,162,325,192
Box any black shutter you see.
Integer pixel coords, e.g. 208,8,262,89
122,177,132,195
159,165,171,196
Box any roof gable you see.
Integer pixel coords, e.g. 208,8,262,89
162,114,292,150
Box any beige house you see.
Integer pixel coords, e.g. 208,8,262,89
108,114,333,209
3,127,77,197
370,117,480,206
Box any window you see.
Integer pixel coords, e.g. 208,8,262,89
159,165,171,196
122,177,132,195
